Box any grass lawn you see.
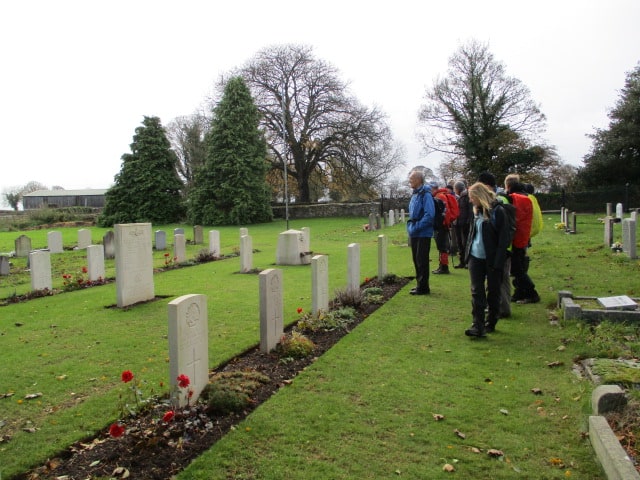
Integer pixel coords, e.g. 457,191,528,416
0,214,639,478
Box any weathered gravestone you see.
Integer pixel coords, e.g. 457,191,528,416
259,268,283,353
378,234,388,280
103,231,115,259
87,245,105,281
168,294,209,407
368,213,376,231
622,218,637,259
77,229,91,249
15,235,32,257
606,202,613,217
301,227,310,254
400,209,406,223
388,210,395,227
239,227,248,238
276,229,310,266
174,234,186,263
616,203,623,219
597,295,638,311
174,228,184,236
347,243,360,291
29,250,52,291
208,230,220,257
376,213,382,230
604,217,614,247
240,235,252,273
114,223,154,308
312,255,329,314
0,256,10,276
155,230,166,251
47,231,63,253
193,226,203,245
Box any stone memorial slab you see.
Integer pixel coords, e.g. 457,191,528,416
631,210,638,222
312,255,329,314
87,245,105,281
15,235,32,257
0,255,10,276
102,231,115,259
604,216,614,247
597,296,638,311
622,218,637,259
301,227,310,254
388,209,395,227
378,234,388,280
347,243,360,291
174,228,184,236
376,213,382,230
276,229,310,265
606,202,613,217
77,229,91,249
208,230,220,257
47,231,63,253
193,225,203,245
616,203,623,219
155,230,166,251
383,212,389,227
168,294,209,407
240,235,252,272
29,250,52,291
259,268,283,353
174,234,186,263
239,227,249,238
115,223,154,308
400,209,406,223
368,213,376,231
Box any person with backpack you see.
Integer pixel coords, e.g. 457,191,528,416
453,180,472,269
407,168,435,295
463,182,513,337
431,182,460,274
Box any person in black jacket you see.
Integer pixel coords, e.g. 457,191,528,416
453,180,472,269
464,182,512,337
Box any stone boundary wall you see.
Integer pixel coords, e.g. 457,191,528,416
272,202,382,220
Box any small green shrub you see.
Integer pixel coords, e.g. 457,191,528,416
276,331,315,359
194,249,218,263
203,371,270,415
333,286,363,308
382,273,399,284
363,287,384,304
297,307,356,333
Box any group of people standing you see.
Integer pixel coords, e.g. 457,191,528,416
407,168,542,338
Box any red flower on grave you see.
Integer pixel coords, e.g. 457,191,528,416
162,410,175,423
177,374,190,389
297,307,303,314
121,370,134,383
81,266,88,274
364,277,370,283
164,253,170,257
109,422,125,438
77,278,83,284
188,390,194,399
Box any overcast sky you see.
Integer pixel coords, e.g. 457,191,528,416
1,0,639,202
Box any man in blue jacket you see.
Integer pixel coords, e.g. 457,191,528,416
407,168,435,295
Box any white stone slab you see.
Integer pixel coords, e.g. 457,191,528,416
87,245,105,282
240,235,252,272
103,231,115,259
378,234,388,280
276,229,310,265
259,269,283,353
114,223,154,308
0,256,9,276
347,243,360,291
208,230,220,257
193,225,203,245
174,234,186,263
29,250,52,291
15,235,31,257
312,255,329,314
597,296,638,311
168,294,209,407
155,230,166,251
47,231,63,253
77,229,91,249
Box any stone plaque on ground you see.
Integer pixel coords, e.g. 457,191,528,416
77,229,91,249
155,230,166,251
103,231,115,259
0,256,10,275
312,255,329,314
347,243,360,291
174,234,186,263
114,223,154,308
597,296,638,310
47,231,63,253
87,245,105,281
168,294,209,407
29,250,52,291
259,268,283,353
208,230,220,257
193,225,203,245
15,235,32,257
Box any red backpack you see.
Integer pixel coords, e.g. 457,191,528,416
435,190,459,228
508,193,533,248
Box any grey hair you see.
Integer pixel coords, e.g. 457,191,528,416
409,168,426,181
454,180,466,192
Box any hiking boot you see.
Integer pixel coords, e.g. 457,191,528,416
454,263,466,269
516,294,541,304
432,264,450,274
465,324,486,337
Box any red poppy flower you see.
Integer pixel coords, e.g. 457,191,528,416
162,410,175,422
164,253,170,257
364,277,370,283
177,374,190,389
188,390,194,398
109,423,125,438
297,307,303,314
121,370,134,383
81,266,88,274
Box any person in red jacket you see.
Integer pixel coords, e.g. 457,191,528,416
431,182,459,274
504,174,540,304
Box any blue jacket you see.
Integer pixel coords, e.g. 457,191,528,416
407,185,435,238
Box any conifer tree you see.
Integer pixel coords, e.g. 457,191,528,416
99,116,185,226
189,77,272,225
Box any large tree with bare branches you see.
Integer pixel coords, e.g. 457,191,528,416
418,40,549,182
235,44,403,203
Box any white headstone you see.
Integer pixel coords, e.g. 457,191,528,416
388,210,395,227
400,209,406,222
312,255,329,314
276,229,310,265
114,223,154,308
259,268,283,353
168,294,209,407
616,203,623,219
155,230,167,251
87,245,105,282
47,231,63,253
77,229,91,249
240,235,252,272
301,227,311,254
193,225,203,245
622,219,637,259
174,234,186,263
103,231,115,259
239,227,248,238
378,234,388,280
597,295,638,311
174,228,184,236
29,250,52,291
347,243,360,291
368,213,376,231
631,210,638,223
0,256,10,276
15,235,31,257
208,230,220,257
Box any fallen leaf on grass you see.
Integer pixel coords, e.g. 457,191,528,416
454,429,466,439
1,392,15,399
499,408,509,415
443,463,455,472
531,387,543,395
469,446,482,453
487,449,504,457
24,392,43,400
547,361,564,368
432,413,445,421
112,466,130,478
23,427,38,433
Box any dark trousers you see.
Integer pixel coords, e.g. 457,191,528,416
410,236,432,292
469,255,503,327
510,247,537,300
454,222,470,264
